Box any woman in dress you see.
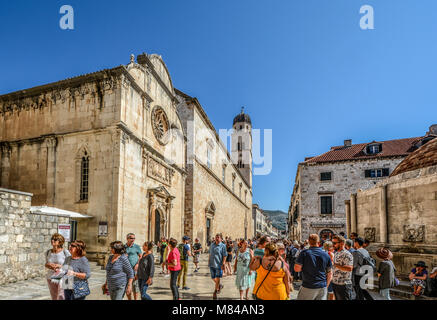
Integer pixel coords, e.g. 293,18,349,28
234,240,254,300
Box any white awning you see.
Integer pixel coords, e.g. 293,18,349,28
30,206,93,219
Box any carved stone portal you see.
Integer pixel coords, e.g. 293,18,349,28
148,186,175,242
403,225,425,242
364,227,376,242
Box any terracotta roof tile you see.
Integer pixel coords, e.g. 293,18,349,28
306,137,423,164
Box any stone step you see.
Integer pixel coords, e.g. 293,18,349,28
369,278,437,301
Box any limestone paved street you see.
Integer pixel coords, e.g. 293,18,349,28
0,252,299,300
89,253,299,300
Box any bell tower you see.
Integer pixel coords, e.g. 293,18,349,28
231,107,252,188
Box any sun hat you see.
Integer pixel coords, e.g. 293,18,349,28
415,261,428,268
376,247,393,260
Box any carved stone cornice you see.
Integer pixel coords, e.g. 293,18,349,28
0,66,153,116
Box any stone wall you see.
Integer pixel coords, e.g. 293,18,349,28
0,188,70,285
353,165,437,263
295,157,405,241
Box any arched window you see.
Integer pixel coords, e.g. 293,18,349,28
80,152,89,201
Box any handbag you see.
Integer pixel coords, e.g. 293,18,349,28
254,257,278,300
73,279,90,299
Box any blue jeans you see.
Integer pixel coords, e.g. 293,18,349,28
380,288,391,300
138,279,152,300
109,286,126,300
170,270,180,300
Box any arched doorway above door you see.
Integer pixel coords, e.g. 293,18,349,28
205,201,216,246
148,186,175,242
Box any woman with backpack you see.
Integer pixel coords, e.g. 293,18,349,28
376,247,397,300
45,233,71,300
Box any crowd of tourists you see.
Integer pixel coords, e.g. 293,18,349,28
43,231,437,300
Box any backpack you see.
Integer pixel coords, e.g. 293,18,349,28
177,243,188,260
358,251,377,272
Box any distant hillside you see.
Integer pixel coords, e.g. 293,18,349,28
262,209,287,231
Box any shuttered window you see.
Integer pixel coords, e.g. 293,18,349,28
320,196,332,214
320,172,332,181
365,168,390,178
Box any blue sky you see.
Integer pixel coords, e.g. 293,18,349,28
1,1,436,212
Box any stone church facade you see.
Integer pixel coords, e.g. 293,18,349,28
176,91,253,244
0,53,252,262
288,128,435,242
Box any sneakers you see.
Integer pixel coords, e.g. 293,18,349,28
182,287,190,290
177,285,180,289
194,269,198,273
164,274,170,278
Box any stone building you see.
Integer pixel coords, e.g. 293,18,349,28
252,204,264,237
348,133,437,275
0,52,252,263
0,188,72,285
176,92,253,244
288,126,436,241
252,204,281,238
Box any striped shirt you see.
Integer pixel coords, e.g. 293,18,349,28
106,254,134,290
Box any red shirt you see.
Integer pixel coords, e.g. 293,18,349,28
167,248,181,271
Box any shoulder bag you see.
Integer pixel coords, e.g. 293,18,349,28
65,256,90,299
